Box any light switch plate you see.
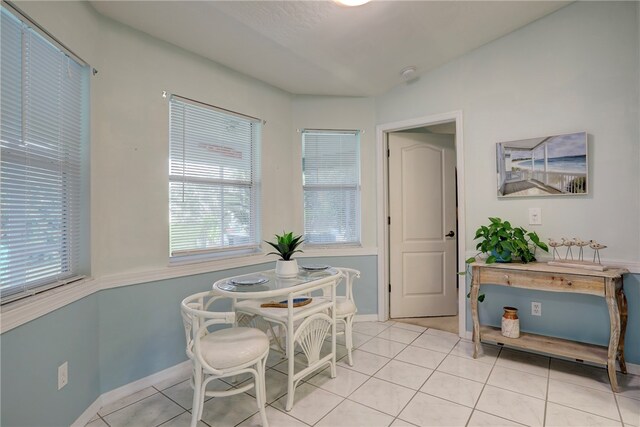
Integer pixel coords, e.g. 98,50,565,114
529,208,542,225
58,361,68,390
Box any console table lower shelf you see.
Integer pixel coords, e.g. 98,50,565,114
479,325,608,365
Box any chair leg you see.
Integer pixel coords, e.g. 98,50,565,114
330,320,337,378
190,367,203,427
255,357,269,427
345,316,355,367
285,334,296,411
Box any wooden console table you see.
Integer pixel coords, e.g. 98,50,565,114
470,261,628,392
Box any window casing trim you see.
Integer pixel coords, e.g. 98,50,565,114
168,96,261,261
0,3,90,303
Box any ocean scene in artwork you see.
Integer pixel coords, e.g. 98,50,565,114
515,155,587,173
496,132,588,197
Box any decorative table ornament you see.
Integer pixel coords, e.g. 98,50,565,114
546,237,609,270
548,238,562,260
590,240,607,264
501,306,520,338
562,237,575,260
574,238,589,261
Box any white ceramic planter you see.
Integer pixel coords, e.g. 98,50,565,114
501,307,520,339
276,259,299,278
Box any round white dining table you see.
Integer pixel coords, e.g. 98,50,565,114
211,267,342,411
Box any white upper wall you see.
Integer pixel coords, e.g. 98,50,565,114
376,1,640,263
16,1,295,277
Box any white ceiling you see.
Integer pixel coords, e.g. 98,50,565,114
90,1,570,97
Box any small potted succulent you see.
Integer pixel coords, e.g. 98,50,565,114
266,231,304,278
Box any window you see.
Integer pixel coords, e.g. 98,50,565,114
302,130,360,245
0,5,90,303
169,96,261,260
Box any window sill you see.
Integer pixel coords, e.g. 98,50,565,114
298,246,377,257
1,276,99,334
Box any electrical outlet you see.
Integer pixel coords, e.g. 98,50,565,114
531,302,542,316
529,208,542,225
58,361,68,390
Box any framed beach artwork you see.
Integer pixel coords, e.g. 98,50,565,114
496,131,587,197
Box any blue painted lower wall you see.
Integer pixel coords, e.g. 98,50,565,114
0,295,101,427
466,272,640,366
0,256,378,426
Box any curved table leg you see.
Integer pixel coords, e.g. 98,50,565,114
605,278,621,392
470,268,481,359
616,282,628,375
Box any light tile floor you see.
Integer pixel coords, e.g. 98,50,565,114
87,321,640,427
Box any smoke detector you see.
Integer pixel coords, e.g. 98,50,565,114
400,66,417,80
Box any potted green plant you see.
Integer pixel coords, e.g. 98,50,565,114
466,217,548,265
265,231,304,278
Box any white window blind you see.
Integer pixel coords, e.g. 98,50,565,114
169,96,261,259
302,130,360,245
0,5,89,303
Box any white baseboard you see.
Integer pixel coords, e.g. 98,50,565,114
354,314,379,322
71,361,191,427
100,361,192,407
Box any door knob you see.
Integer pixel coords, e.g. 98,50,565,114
446,230,455,237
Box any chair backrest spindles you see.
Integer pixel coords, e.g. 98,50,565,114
321,268,360,303
180,291,237,373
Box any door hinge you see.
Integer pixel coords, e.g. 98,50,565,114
387,148,390,157
388,283,391,292
388,216,391,225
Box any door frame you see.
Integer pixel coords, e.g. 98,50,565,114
376,111,467,338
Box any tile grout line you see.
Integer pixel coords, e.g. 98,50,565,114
614,387,626,426
157,386,196,412
545,362,627,423
339,338,459,374
478,350,623,426
98,414,111,427
465,344,502,427
542,355,551,426
547,401,625,424
98,388,162,419
306,321,406,425
267,402,314,426
389,328,460,427
312,326,439,426
155,410,189,427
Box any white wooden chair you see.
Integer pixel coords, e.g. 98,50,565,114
330,268,360,366
181,291,270,427
233,273,340,411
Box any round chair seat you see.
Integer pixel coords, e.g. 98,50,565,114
200,327,269,369
335,296,357,316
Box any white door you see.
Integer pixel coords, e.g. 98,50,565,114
389,132,457,318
